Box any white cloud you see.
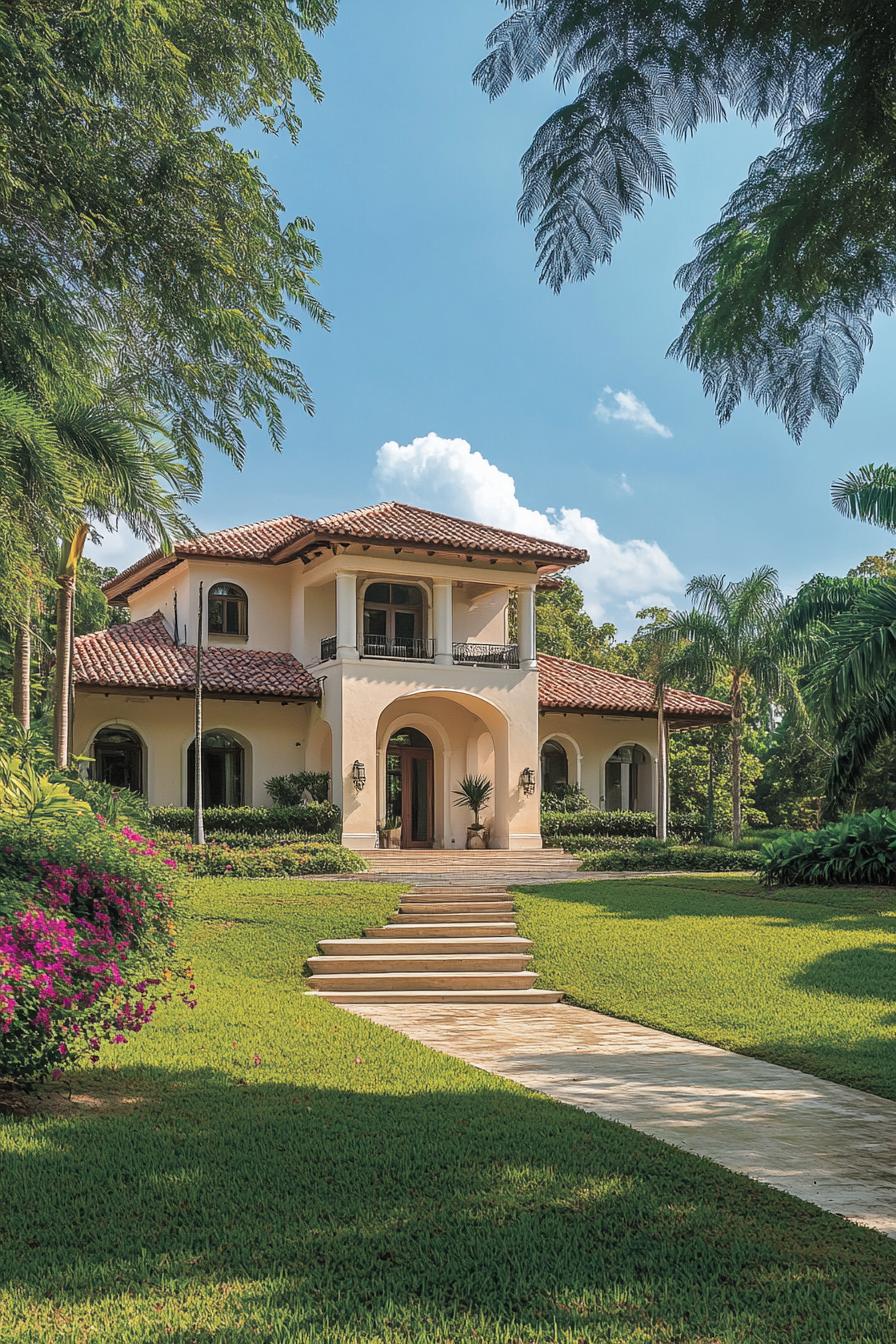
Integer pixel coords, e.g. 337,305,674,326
595,386,672,439
83,523,146,572
375,432,683,630
618,472,634,495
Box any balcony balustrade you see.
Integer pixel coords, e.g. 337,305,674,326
320,636,521,668
452,642,520,669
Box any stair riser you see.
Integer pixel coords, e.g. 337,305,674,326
308,957,531,974
390,912,516,924
308,973,538,991
309,990,563,1004
367,924,517,938
398,904,515,915
318,939,532,955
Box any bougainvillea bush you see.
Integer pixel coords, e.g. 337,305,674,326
0,817,192,1086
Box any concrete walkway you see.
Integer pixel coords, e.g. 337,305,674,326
344,1001,896,1238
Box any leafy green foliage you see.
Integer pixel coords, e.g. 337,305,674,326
0,2,334,463
167,839,365,877
149,802,340,836
265,771,330,805
758,810,896,887
477,3,896,437
0,751,91,824
572,840,761,873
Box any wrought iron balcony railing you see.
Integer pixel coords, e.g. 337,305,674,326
319,635,337,662
452,642,520,669
362,635,435,661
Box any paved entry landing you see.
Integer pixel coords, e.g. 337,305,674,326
344,1000,896,1239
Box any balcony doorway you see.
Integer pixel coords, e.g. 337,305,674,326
363,582,430,659
385,727,433,848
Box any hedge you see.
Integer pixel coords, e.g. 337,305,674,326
575,840,762,873
757,809,896,886
542,809,703,841
149,803,341,836
166,840,365,878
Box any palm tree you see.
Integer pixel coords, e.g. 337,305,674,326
643,568,789,841
49,395,200,767
781,464,896,810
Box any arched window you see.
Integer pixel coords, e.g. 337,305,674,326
605,745,650,811
208,583,248,638
91,727,144,794
540,739,569,796
363,582,426,658
187,732,245,806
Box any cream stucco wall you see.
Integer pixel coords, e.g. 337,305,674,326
539,712,661,812
73,692,313,806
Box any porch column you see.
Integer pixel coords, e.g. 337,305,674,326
335,571,359,661
517,585,537,670
433,579,453,665
655,690,668,840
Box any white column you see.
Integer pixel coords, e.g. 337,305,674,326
433,579,453,665
655,692,668,840
335,571,358,660
517,586,537,670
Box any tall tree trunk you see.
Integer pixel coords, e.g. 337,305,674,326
192,582,205,846
12,604,31,730
730,675,742,843
53,574,75,768
655,685,668,840
53,525,89,770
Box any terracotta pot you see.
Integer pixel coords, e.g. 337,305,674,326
466,827,486,850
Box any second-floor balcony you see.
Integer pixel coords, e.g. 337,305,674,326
319,635,520,668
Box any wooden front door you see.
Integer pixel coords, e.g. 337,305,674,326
385,730,434,848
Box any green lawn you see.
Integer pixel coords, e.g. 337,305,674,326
518,875,896,1099
1,878,894,1343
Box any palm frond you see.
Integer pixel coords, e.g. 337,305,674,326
832,464,896,532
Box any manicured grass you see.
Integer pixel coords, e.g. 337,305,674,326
517,875,896,1099
1,877,894,1343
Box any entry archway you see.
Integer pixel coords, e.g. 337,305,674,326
385,727,434,847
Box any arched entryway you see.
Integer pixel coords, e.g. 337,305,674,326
605,744,650,811
91,726,144,794
187,731,246,806
385,727,434,847
540,738,569,796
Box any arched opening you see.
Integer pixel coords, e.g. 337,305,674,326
540,739,569,797
208,582,248,638
385,727,433,847
605,744,650,811
91,726,144,794
187,731,245,806
363,581,428,659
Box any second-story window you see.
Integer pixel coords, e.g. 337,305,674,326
363,582,424,654
208,583,248,638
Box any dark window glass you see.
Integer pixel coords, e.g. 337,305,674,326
365,582,390,603
541,739,568,793
187,732,245,806
93,728,143,794
208,583,247,638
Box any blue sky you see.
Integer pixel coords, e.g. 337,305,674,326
92,1,896,633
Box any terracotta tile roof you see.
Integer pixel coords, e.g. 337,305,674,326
73,613,320,701
293,501,588,565
104,502,587,600
538,653,730,722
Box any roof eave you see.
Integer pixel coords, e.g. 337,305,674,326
74,680,320,704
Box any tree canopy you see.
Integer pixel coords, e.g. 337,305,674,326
475,2,896,438
0,1,333,463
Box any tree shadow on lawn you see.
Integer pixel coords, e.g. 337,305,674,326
520,877,896,932
1,1066,894,1341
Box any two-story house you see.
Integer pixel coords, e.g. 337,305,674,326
71,501,729,850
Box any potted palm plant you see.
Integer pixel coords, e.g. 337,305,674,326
453,773,493,849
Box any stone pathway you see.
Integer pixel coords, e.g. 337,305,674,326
344,1000,896,1238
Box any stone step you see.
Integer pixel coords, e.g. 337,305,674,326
318,937,533,956
365,922,521,938
307,954,531,974
389,910,517,924
307,970,539,991
308,988,563,1004
398,901,516,915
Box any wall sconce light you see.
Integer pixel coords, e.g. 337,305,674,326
352,760,366,790
520,766,536,795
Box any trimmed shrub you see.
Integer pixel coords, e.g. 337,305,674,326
757,809,896,887
172,829,341,850
543,809,703,842
575,839,761,873
540,784,591,813
0,817,190,1085
266,771,330,806
149,802,340,836
167,840,365,878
